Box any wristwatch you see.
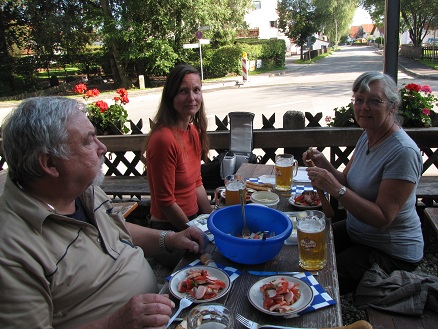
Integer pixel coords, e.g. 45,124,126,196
337,186,347,198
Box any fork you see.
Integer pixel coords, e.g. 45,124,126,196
235,313,310,329
166,295,195,328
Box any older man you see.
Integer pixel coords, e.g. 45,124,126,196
0,97,207,329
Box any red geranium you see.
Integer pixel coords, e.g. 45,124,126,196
73,84,130,133
399,83,438,127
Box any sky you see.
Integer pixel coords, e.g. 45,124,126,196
351,7,373,26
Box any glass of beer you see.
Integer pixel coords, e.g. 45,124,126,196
296,210,327,270
224,175,246,206
274,154,298,191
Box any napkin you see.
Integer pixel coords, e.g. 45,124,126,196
247,177,314,194
293,272,337,315
292,185,315,195
166,258,242,283
186,214,214,242
294,167,311,183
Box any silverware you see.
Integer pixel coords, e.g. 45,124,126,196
240,189,251,236
166,295,195,328
236,313,313,329
247,270,318,276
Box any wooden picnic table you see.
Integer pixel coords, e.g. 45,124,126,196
159,163,343,328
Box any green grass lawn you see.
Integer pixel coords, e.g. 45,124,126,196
35,66,81,79
420,59,438,70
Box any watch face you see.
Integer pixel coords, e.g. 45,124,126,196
339,187,346,197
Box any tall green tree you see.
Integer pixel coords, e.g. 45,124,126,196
26,1,94,71
277,0,322,59
0,1,30,94
108,0,252,84
361,0,438,46
313,0,358,47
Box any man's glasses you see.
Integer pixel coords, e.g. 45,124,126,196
352,97,387,108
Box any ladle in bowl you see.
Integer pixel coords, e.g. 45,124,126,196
240,188,251,237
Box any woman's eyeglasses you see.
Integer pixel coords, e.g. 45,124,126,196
352,97,387,107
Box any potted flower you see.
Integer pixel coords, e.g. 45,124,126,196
326,83,438,128
74,83,130,134
399,83,438,127
326,102,358,127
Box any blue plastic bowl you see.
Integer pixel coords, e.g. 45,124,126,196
207,204,292,264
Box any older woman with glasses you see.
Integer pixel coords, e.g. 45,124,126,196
304,71,424,295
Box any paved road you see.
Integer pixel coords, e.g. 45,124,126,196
1,46,437,131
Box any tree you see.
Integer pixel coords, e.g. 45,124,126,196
361,0,438,47
107,0,252,84
0,0,31,95
313,0,358,47
277,0,322,60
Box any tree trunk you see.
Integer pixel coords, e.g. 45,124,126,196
100,0,132,89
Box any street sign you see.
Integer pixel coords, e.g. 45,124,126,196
183,44,199,49
195,31,203,40
198,26,210,31
182,39,210,80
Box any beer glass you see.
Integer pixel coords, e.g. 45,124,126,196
187,303,233,329
224,175,246,206
274,154,298,191
296,210,327,270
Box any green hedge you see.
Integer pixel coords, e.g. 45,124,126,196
204,38,286,78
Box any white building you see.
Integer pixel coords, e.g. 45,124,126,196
244,0,292,52
244,0,329,54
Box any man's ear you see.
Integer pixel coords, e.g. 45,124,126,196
38,153,60,178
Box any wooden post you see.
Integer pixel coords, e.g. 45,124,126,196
283,111,306,166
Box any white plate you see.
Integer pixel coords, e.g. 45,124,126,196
248,276,314,316
293,167,311,183
169,266,231,303
289,198,322,210
258,174,275,185
288,192,322,210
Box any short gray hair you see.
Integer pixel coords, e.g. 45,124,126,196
2,96,86,183
352,71,401,106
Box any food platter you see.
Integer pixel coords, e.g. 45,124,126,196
289,197,322,210
248,275,314,316
288,191,322,210
169,266,231,303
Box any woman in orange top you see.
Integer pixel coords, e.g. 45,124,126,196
143,64,212,241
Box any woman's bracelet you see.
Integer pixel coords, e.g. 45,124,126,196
159,230,173,252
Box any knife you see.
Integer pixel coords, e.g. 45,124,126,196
248,271,318,276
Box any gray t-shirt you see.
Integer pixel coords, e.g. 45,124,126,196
346,129,424,262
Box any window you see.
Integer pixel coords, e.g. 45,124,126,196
253,1,261,9
270,21,278,28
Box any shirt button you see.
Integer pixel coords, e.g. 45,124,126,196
97,237,101,243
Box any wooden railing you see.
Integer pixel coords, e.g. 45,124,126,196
0,126,437,176
100,126,437,174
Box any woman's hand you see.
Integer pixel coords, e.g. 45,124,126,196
302,148,328,168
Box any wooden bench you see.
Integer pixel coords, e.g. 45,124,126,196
417,176,438,207
365,207,438,329
100,175,217,201
366,308,438,329
424,207,438,237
